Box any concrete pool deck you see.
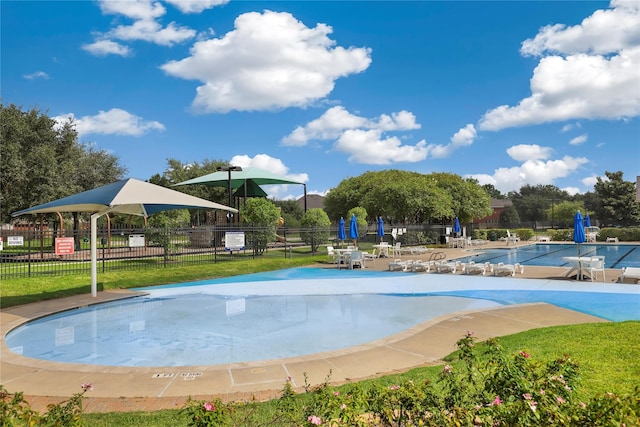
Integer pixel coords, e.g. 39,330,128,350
0,242,631,413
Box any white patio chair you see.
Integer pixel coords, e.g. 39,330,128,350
326,246,337,264
349,251,365,269
588,256,605,282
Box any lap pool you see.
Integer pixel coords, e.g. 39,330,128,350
5,268,639,367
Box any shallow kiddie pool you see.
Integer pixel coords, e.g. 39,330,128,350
6,268,639,367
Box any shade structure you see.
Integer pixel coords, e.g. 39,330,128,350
174,166,308,211
232,179,268,198
338,217,346,244
573,211,586,256
585,214,591,227
453,217,461,235
377,216,385,241
349,214,359,242
11,178,237,297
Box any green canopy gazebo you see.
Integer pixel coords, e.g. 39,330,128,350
174,166,307,211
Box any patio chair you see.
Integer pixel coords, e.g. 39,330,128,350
349,251,365,269
326,246,338,264
588,256,605,282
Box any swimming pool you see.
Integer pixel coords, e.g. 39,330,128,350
6,268,639,367
455,243,640,268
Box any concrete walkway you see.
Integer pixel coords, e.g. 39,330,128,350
0,242,622,413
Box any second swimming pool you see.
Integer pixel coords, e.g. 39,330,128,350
455,243,640,268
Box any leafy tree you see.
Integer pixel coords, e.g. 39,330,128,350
593,171,640,226
498,205,520,227
1,104,125,223
482,183,505,199
509,185,569,228
324,170,464,225
300,208,331,251
147,209,191,228
240,198,280,254
547,200,585,228
430,173,492,224
273,199,304,228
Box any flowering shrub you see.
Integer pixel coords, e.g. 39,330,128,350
180,397,235,427
1,383,92,426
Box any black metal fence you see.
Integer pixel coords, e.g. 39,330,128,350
0,223,450,279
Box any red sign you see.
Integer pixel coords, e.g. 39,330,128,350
55,237,75,255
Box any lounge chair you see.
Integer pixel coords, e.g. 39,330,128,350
435,260,460,273
620,267,640,284
410,260,433,273
506,230,519,245
388,259,414,272
463,261,491,275
493,262,524,276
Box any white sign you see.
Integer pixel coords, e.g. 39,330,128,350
129,234,145,247
8,236,24,246
225,231,245,251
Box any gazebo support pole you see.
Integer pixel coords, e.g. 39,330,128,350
91,213,98,297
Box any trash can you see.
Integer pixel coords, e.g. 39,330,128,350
490,232,497,242
440,235,447,245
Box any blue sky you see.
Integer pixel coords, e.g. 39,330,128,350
3,1,639,201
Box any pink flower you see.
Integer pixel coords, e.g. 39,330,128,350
340,403,347,410
388,384,400,390
527,400,537,413
490,396,502,406
442,364,453,374
523,393,532,400
333,391,340,396
519,351,530,358
557,396,565,404
539,389,546,395
203,402,215,411
308,415,322,425
80,383,93,392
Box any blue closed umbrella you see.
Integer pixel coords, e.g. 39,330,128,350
585,214,591,227
574,211,586,256
338,217,346,246
453,217,461,236
349,214,359,245
377,217,385,241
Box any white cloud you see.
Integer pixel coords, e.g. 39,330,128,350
466,144,589,193
569,134,588,145
478,1,640,131
53,108,165,137
581,175,599,188
85,0,204,56
281,106,419,146
82,39,132,57
23,71,49,80
561,122,581,132
506,144,553,162
562,186,581,196
335,129,428,164
108,19,195,46
161,10,372,113
164,0,229,14
229,154,308,199
449,124,477,148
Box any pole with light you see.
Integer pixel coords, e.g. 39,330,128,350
217,166,242,221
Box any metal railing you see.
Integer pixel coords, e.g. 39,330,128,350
0,223,451,279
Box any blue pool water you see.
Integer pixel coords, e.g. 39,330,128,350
455,243,640,268
5,268,639,367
